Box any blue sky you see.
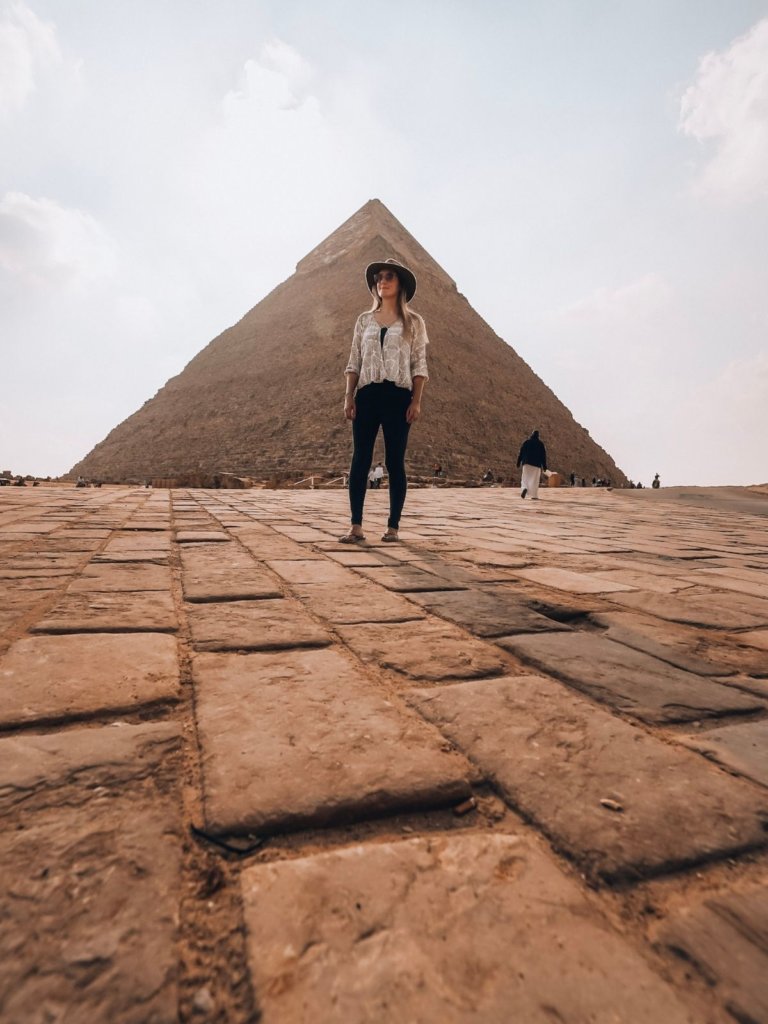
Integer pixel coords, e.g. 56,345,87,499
1,1,767,484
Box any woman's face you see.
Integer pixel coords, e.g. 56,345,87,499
375,269,401,301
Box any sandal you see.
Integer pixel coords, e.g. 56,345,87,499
339,532,366,544
381,532,399,543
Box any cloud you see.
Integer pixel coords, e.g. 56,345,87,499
0,1,77,117
679,18,768,202
0,192,116,287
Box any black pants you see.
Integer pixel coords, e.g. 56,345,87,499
349,382,412,529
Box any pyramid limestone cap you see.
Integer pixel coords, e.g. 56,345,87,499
296,199,456,290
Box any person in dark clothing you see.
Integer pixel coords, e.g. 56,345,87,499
516,430,547,500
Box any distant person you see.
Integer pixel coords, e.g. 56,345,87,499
482,468,494,483
516,430,547,500
368,467,376,489
433,463,443,478
652,473,660,489
373,462,384,488
569,472,575,487
341,258,428,543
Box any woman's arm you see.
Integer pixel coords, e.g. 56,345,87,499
344,371,359,420
407,375,426,423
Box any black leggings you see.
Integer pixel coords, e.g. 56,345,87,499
349,382,412,529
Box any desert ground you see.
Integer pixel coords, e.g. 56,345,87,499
1,483,766,1023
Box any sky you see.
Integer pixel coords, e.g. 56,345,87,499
1,0,767,486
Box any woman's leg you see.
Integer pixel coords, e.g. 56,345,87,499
348,390,380,525
381,390,412,530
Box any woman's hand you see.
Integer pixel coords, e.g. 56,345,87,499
344,396,356,421
406,400,421,424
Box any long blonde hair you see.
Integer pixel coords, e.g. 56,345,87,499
370,276,420,342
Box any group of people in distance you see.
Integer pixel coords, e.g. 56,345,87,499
338,256,553,544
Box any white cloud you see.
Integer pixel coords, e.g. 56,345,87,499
0,192,116,287
0,2,78,117
680,18,768,202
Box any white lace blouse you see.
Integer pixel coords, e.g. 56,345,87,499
345,311,429,391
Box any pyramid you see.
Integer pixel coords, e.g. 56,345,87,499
69,200,627,485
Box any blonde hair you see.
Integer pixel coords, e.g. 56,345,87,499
369,274,420,341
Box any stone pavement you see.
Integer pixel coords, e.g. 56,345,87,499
1,483,767,1023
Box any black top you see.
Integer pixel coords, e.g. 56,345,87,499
517,433,547,470
380,326,387,347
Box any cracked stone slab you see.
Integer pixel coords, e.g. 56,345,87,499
187,598,331,651
678,720,768,788
0,723,181,1023
32,590,178,633
586,611,741,676
497,631,762,724
0,633,180,727
67,562,172,592
240,832,694,1023
736,629,768,651
608,590,768,630
408,677,768,881
337,619,507,682
657,886,768,1024
406,586,571,637
192,648,471,835
292,582,425,624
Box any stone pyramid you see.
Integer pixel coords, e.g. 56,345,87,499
69,199,627,485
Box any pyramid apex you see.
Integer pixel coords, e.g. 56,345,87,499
295,199,455,288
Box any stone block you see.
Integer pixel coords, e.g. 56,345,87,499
498,631,762,723
0,633,180,727
32,591,178,634
192,648,471,835
187,599,331,651
409,677,768,881
241,833,693,1023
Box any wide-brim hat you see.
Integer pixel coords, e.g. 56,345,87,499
365,258,417,302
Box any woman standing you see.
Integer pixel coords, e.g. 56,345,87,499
340,258,429,542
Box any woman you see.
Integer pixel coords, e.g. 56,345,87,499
341,258,429,542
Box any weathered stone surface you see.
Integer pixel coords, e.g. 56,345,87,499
187,598,331,651
337,619,507,682
32,590,178,633
587,611,739,676
679,719,768,787
498,631,762,723
409,677,768,881
406,586,571,637
0,723,181,1023
241,833,694,1023
514,566,637,593
609,590,768,630
292,581,425,624
265,558,356,584
354,564,468,592
658,886,768,1024
176,530,230,543
68,562,172,592
182,570,282,602
0,721,181,799
737,629,768,651
0,633,179,727
192,648,471,834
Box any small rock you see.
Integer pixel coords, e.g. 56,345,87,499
193,985,215,1015
599,798,624,813
453,797,477,817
